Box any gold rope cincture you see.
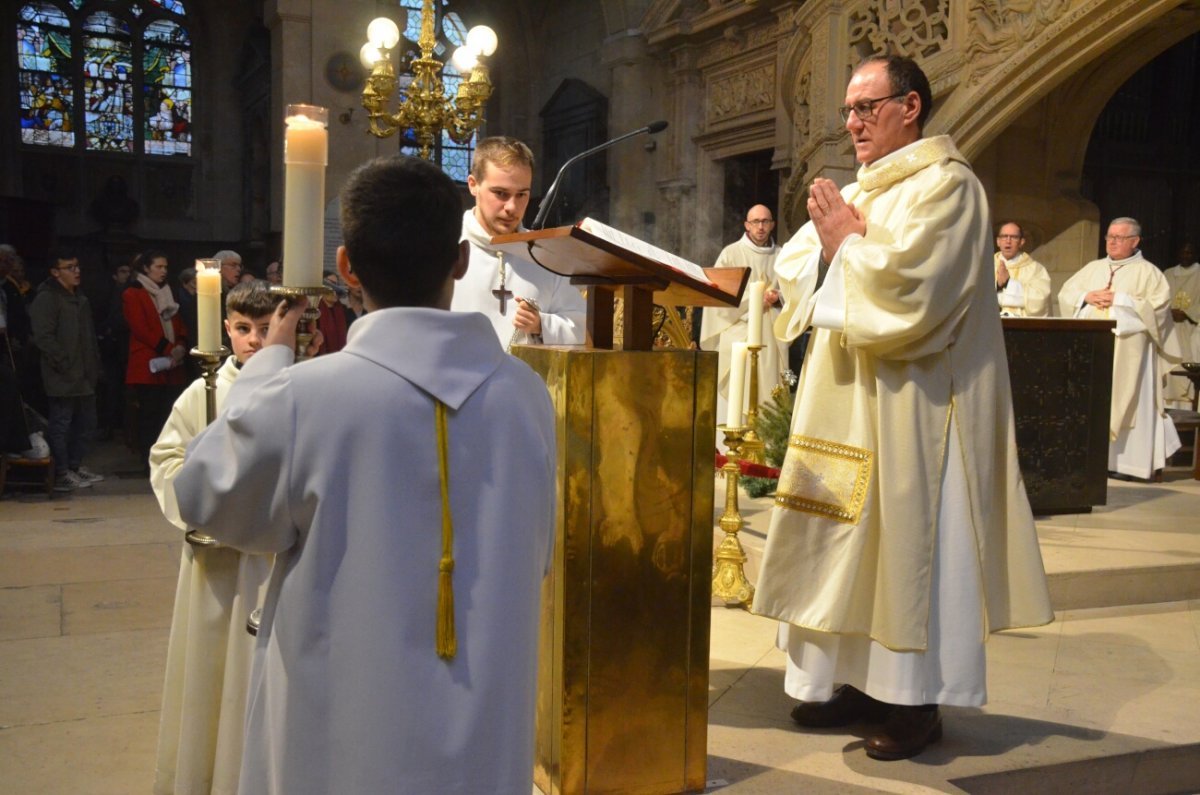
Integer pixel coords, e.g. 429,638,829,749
435,399,457,660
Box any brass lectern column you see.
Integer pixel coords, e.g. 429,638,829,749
514,345,715,795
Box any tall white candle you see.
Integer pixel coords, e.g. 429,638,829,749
746,280,765,347
726,342,748,428
282,104,328,289
195,258,222,352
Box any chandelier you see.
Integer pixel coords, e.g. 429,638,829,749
359,0,497,159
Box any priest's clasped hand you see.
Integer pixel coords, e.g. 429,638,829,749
513,297,542,336
1084,288,1114,310
808,177,866,264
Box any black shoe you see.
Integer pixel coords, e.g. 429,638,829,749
865,705,942,760
790,685,893,728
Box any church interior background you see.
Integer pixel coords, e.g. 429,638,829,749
5,0,1200,297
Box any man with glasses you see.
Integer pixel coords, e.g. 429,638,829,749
1058,218,1180,479
752,55,1052,761
994,221,1051,317
29,251,103,491
700,205,787,425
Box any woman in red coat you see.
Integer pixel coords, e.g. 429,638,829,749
123,250,188,468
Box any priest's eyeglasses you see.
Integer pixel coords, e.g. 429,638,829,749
838,93,905,123
1104,234,1137,241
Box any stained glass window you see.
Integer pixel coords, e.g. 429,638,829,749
396,0,476,183
14,0,192,156
18,3,74,147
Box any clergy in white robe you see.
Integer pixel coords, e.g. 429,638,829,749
1058,220,1182,479
700,205,789,422
994,222,1052,317
150,281,281,795
751,56,1053,762
1164,243,1200,406
451,136,585,348
174,156,557,795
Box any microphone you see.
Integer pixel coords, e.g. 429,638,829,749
531,120,669,230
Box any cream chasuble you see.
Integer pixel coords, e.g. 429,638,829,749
150,355,271,795
700,235,788,422
453,209,586,347
1164,262,1200,405
752,137,1053,704
1059,254,1181,478
994,252,1052,317
174,309,556,795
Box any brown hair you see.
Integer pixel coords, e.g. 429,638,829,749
470,136,534,181
225,279,278,318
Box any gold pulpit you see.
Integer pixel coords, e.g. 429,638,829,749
497,226,747,794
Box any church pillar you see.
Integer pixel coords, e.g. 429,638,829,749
264,0,314,234
600,31,660,241
657,45,703,262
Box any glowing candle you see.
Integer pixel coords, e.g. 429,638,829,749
282,104,328,288
746,280,765,347
195,258,222,352
726,342,748,428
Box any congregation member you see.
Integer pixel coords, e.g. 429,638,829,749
29,250,104,491
96,260,133,438
265,260,283,285
174,156,556,794
1165,241,1200,407
994,221,1052,317
452,136,586,348
700,204,788,423
213,249,243,293
1059,218,1181,479
752,55,1053,761
123,250,188,470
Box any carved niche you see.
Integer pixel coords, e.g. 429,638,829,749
847,0,951,63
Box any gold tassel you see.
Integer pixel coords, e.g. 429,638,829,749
435,400,456,660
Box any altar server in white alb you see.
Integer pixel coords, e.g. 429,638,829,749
150,280,307,795
993,221,1052,317
752,55,1053,762
453,136,586,348
1058,218,1181,479
174,156,556,795
700,205,789,421
1164,242,1200,407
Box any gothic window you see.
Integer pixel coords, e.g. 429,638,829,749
395,0,474,182
16,0,192,156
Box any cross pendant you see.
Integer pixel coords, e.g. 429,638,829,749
493,286,514,315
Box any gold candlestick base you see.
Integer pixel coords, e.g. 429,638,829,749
742,345,766,464
185,346,231,549
713,425,755,607
269,284,335,361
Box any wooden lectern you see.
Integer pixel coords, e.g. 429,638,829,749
492,226,748,795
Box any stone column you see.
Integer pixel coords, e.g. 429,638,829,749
264,0,314,233
600,31,660,239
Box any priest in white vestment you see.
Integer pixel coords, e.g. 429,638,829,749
751,55,1053,762
1058,218,1182,479
700,204,788,426
994,221,1052,317
174,157,556,795
451,136,586,348
1164,242,1200,406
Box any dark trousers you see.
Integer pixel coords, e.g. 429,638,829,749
133,384,180,465
46,394,96,476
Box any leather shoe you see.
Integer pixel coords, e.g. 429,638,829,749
865,705,942,760
790,685,892,728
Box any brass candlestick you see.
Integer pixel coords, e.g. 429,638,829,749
184,346,230,549
269,284,334,361
741,344,766,464
712,425,755,607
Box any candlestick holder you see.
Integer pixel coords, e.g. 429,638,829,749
712,425,755,607
269,284,335,361
741,344,766,464
184,345,230,549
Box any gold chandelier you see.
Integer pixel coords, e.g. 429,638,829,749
359,0,497,159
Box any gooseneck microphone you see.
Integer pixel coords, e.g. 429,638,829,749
531,120,669,230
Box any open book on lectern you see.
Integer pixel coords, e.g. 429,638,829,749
489,217,749,309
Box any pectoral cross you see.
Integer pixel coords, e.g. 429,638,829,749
492,254,513,314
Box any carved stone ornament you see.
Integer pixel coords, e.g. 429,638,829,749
964,0,1071,86
707,63,775,123
848,0,950,62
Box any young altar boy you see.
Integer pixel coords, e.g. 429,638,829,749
172,156,557,795
150,280,314,795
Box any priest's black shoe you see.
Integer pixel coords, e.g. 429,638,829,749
789,685,892,728
864,704,942,760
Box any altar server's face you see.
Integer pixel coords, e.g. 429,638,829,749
226,310,271,364
468,162,532,236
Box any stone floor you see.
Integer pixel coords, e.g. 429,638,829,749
1,440,1198,794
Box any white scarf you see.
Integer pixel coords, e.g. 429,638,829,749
461,208,522,255
740,233,776,254
136,272,179,343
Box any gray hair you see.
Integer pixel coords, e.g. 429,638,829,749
1109,217,1141,236
179,267,196,283
212,249,242,264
